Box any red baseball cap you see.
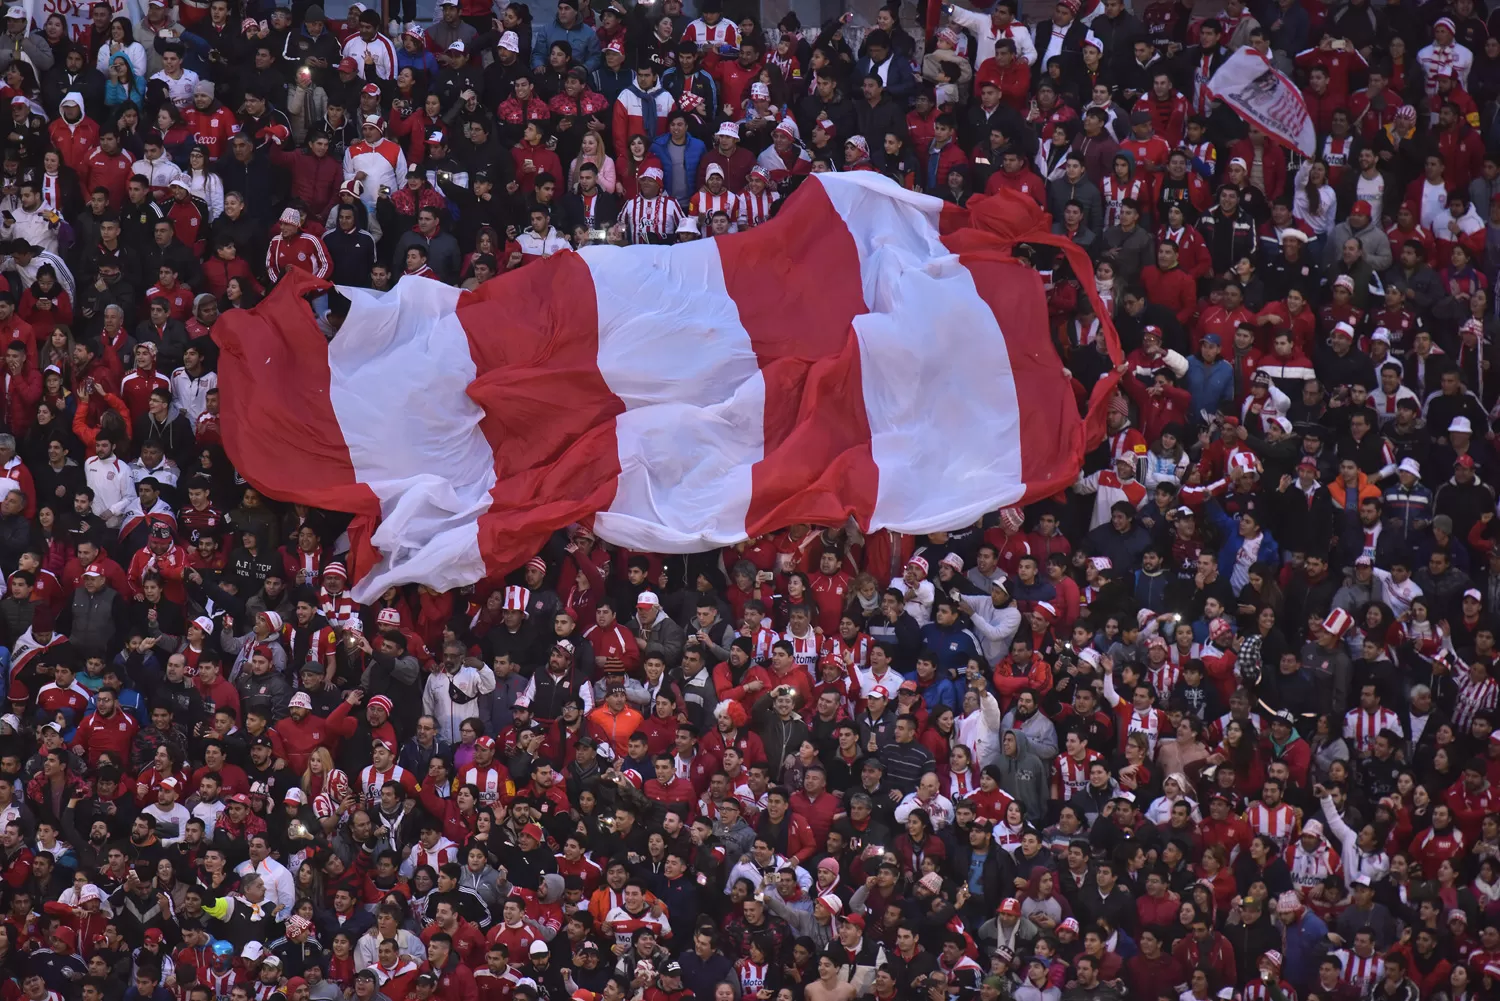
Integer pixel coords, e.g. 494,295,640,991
1351,200,1373,217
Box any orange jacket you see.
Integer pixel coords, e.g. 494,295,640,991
586,704,644,758
1325,470,1381,508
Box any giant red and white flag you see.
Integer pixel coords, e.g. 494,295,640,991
216,174,1122,601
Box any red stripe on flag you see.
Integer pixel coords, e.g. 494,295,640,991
721,179,879,535
947,191,1125,459
460,254,625,578
212,272,383,571
943,239,1088,503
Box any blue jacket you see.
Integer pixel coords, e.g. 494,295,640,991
1382,481,1433,538
594,64,633,103
1008,578,1057,607
1133,568,1169,611
650,132,707,203
1184,356,1234,419
1205,500,1281,580
918,621,982,680
533,18,600,71
661,66,718,112
1281,911,1328,992
854,54,917,103
398,47,439,78
913,672,962,713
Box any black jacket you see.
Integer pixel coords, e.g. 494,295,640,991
324,226,378,288
1196,205,1258,275
214,148,280,224
854,94,906,167
1225,913,1285,984
951,839,1017,914
557,190,621,235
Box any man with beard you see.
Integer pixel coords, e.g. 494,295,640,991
285,592,337,681
519,939,567,998
999,690,1060,760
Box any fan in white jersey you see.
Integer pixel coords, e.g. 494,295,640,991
1332,930,1385,995
1283,818,1342,892
621,167,682,245
603,883,671,951
1236,950,1297,1001
1343,683,1403,755
359,740,417,808
737,166,779,228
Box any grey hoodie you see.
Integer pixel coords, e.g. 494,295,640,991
999,705,1059,760
994,729,1049,821
714,816,755,860
1331,573,1377,614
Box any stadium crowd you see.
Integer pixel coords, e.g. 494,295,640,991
8,0,1500,997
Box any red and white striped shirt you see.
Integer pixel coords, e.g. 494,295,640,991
359,763,415,806
39,171,62,212
823,633,872,669
204,970,236,998
785,625,819,674
737,960,770,997
681,17,737,47
1149,659,1184,695
1124,706,1170,756
1166,641,1203,668
1342,706,1403,754
1246,801,1300,851
1100,174,1151,229
1335,950,1383,993
622,193,683,244
737,189,779,228
689,188,739,228
947,768,990,802
744,623,780,665
1239,979,1298,1001
460,764,510,805
1054,752,1101,799
1284,839,1342,889
1454,660,1500,731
